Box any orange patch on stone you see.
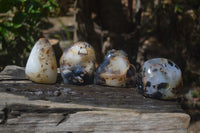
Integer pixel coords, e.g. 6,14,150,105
51,65,55,70
46,50,50,55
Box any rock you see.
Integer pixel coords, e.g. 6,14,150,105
25,38,57,84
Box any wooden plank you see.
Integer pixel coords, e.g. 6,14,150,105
0,83,184,113
0,65,190,132
0,111,190,133
0,98,190,133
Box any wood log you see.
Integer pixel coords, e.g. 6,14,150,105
49,39,62,67
0,65,190,132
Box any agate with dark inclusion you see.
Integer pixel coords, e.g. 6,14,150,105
94,49,136,87
60,42,96,85
137,58,183,100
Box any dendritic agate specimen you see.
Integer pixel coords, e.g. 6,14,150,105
60,41,96,85
94,49,136,87
137,58,183,100
25,38,57,84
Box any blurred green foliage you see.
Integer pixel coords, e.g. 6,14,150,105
193,90,198,98
0,0,59,67
192,89,200,101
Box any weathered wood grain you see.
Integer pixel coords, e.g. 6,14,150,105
0,65,190,132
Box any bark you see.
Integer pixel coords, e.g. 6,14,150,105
74,0,140,64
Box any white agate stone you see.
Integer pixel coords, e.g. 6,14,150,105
60,41,96,85
137,58,183,100
25,38,57,83
94,49,136,87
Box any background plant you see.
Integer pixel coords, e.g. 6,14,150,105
0,0,59,69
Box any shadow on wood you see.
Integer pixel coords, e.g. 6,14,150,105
0,65,190,132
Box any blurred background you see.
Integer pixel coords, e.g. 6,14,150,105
0,0,200,132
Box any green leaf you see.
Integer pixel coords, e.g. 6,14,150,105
13,12,27,28
27,4,34,13
174,5,183,13
193,91,198,98
147,29,152,33
16,0,26,2
49,0,59,7
0,23,12,37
